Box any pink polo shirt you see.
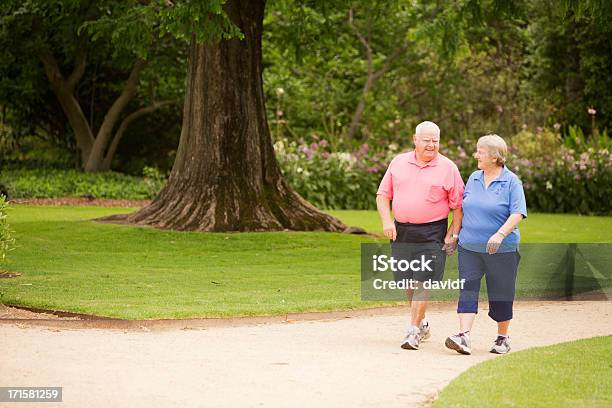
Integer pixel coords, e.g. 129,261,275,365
377,151,464,224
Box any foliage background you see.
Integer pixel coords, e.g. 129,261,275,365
0,0,610,214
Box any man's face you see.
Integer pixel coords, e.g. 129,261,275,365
413,130,440,162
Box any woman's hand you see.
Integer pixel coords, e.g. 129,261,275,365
442,235,458,255
383,220,397,241
486,232,504,254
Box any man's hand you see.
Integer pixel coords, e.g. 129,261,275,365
442,235,458,255
383,220,397,241
486,232,504,254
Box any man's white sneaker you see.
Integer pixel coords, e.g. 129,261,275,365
401,326,421,350
419,320,431,340
490,335,511,354
445,332,471,355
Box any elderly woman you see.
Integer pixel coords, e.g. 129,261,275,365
445,134,527,355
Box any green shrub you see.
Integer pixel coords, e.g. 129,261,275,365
510,129,563,161
0,195,15,262
0,168,165,200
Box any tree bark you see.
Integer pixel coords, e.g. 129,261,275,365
96,0,348,232
40,50,94,165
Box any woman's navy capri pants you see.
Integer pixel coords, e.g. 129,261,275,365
457,245,521,322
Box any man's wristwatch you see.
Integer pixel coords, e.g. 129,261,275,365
451,233,459,240
496,230,506,238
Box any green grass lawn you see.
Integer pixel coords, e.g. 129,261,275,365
0,206,611,319
433,335,612,407
336,210,612,242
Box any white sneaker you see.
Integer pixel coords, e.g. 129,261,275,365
445,332,472,355
419,319,431,340
401,326,421,350
490,336,511,354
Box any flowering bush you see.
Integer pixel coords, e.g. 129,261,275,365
275,138,396,210
275,130,611,215
514,147,611,214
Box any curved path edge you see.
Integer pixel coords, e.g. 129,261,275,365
1,301,610,408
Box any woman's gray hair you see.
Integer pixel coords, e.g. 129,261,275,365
477,134,507,166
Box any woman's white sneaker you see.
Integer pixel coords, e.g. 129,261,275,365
490,335,511,354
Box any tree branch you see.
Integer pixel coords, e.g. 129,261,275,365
39,51,64,90
101,100,179,170
66,38,88,91
39,49,95,162
85,59,149,170
347,8,409,141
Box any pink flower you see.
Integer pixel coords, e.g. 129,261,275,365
587,107,597,116
553,123,561,130
301,146,314,159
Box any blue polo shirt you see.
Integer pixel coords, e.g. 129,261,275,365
459,167,527,253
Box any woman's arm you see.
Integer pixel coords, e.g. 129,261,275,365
498,213,524,237
486,213,524,254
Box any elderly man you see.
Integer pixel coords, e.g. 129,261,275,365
376,121,464,350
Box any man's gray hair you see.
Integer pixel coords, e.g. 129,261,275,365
415,121,440,138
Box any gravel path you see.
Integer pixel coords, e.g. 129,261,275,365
1,301,610,408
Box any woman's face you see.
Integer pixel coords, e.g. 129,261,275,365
474,147,497,170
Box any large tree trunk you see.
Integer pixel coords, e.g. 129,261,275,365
97,0,348,232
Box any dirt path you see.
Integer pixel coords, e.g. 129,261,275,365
1,301,611,408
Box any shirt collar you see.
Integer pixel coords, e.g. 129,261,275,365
473,166,511,182
407,150,440,167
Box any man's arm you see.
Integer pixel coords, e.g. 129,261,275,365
376,194,396,241
443,207,463,254
447,207,463,237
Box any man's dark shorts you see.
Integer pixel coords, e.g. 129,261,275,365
390,218,448,283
